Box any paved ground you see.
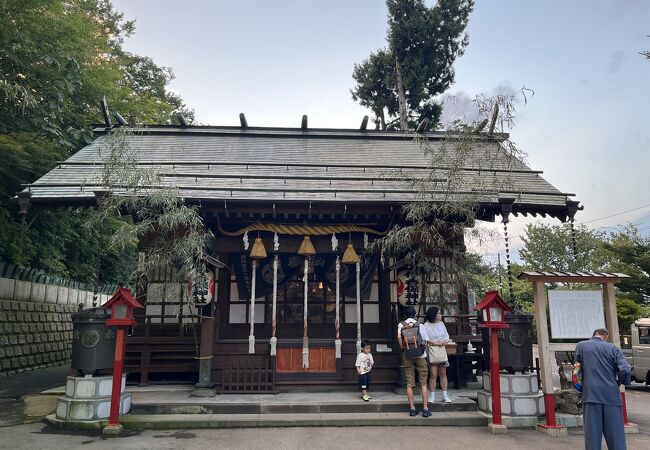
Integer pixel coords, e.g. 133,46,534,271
0,365,69,399
0,365,69,427
1,388,648,450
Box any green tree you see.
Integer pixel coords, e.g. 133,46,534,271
0,0,194,285
603,226,650,304
617,297,641,334
465,256,533,311
519,223,608,272
351,0,474,130
515,223,650,332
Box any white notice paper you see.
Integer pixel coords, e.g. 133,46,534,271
548,290,605,339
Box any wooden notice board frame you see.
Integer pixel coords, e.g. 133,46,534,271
517,271,630,435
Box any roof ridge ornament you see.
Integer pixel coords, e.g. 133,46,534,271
360,115,369,131
100,96,111,130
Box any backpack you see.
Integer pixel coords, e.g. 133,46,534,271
400,320,425,358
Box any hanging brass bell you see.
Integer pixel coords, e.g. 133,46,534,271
341,243,359,265
298,235,316,256
250,237,267,260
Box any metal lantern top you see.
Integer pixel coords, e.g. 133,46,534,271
102,287,143,327
475,291,512,328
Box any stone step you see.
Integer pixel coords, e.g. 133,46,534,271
120,411,488,429
131,397,478,415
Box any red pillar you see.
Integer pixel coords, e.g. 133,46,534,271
543,392,557,427
108,327,126,427
490,328,502,425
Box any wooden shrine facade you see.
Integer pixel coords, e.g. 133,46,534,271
19,123,580,390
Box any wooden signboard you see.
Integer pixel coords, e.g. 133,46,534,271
548,290,605,339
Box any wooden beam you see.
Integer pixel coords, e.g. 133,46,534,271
518,272,629,284
113,112,128,126
416,118,429,133
473,119,488,133
100,96,111,128
488,103,499,135
602,282,621,347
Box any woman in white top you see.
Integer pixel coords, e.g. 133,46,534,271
422,306,452,403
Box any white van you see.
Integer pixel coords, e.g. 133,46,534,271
631,318,650,384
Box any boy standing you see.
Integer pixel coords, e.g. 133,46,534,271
356,340,374,401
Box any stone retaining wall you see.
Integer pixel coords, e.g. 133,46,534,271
0,277,110,377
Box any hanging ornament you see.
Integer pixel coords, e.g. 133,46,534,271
363,232,369,249
342,244,359,265
331,233,338,251
569,218,578,262
302,259,309,368
502,218,514,305
334,256,341,358
298,236,316,368
250,237,267,260
340,235,361,353
243,230,249,250
248,236,267,354
355,260,361,355
270,254,278,356
273,232,279,252
298,235,316,256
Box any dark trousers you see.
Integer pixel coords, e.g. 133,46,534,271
583,402,627,450
358,373,371,391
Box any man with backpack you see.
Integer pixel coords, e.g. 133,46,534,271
397,306,431,417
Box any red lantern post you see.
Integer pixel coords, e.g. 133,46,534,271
101,288,143,435
475,291,513,434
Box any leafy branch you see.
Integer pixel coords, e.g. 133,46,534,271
84,127,212,293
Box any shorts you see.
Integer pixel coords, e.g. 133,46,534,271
430,360,450,368
402,354,429,388
358,373,371,391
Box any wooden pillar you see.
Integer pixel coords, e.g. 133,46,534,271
489,328,503,425
103,326,126,435
198,267,220,386
602,282,633,428
532,281,563,433
602,282,620,346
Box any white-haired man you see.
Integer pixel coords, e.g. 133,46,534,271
575,328,631,450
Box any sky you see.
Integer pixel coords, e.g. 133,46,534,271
111,0,650,261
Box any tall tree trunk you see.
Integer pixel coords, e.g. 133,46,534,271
380,109,387,130
394,56,408,130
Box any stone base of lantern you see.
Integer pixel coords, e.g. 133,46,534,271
53,374,131,422
477,372,545,428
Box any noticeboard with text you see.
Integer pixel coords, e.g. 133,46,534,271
548,290,606,339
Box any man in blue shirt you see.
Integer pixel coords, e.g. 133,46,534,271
575,328,631,450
